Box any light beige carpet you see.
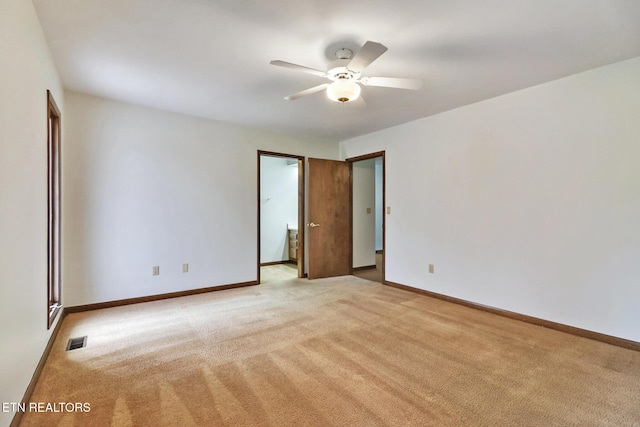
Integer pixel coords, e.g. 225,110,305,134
352,267,382,283
21,276,640,426
260,263,297,283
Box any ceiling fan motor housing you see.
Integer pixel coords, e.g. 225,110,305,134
326,56,362,102
326,59,360,81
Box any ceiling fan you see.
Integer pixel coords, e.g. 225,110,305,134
270,41,423,103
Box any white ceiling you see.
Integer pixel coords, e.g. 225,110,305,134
33,0,640,141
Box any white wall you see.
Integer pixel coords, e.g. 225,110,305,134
260,156,298,263
63,91,338,306
341,57,640,342
352,160,376,267
0,1,64,425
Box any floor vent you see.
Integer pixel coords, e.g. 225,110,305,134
66,336,87,351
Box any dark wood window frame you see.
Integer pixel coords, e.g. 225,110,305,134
47,90,62,329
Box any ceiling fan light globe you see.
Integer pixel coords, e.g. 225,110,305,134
327,80,361,103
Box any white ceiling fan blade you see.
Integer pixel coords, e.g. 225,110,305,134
360,76,423,90
270,60,327,77
347,41,388,72
284,83,329,100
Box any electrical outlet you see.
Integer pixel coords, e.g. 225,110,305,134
429,264,435,274
153,266,160,276
182,263,189,273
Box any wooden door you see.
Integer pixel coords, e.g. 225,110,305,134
308,158,351,279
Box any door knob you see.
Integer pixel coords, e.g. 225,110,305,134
309,223,320,228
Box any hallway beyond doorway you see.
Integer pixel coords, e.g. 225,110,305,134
352,252,383,283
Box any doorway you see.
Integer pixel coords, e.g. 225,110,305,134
350,152,385,283
257,151,305,283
